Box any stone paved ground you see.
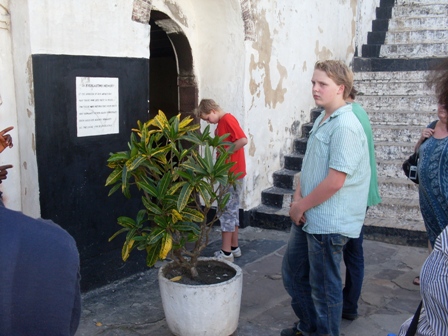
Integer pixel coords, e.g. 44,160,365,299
76,226,427,336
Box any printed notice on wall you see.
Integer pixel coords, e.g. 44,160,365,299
76,77,119,137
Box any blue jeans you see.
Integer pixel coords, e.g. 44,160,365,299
282,224,348,336
342,227,364,316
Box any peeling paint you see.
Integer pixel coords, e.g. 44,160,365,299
240,0,255,41
290,120,301,137
31,133,36,155
302,61,307,72
26,57,34,107
27,108,32,118
268,119,273,132
131,0,152,24
346,0,357,59
23,161,27,169
314,40,333,60
0,3,10,31
249,10,287,109
165,1,188,27
154,18,183,34
248,132,256,157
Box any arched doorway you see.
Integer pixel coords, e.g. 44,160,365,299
149,10,197,120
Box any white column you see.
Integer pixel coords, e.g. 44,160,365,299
0,0,22,211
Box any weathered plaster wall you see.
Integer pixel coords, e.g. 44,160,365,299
27,0,150,58
8,0,151,216
242,1,357,209
0,0,21,210
6,0,376,215
149,0,245,127
149,1,362,210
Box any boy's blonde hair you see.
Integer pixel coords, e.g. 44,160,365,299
195,99,222,118
314,60,353,100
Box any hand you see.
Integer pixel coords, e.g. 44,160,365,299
289,201,306,226
422,127,435,139
0,126,13,153
0,164,13,183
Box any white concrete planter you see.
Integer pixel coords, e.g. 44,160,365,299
158,257,243,336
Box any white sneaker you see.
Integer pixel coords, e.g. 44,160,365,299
231,247,242,258
214,250,234,262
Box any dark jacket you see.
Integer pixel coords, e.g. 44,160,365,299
0,204,81,335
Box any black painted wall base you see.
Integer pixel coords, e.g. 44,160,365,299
33,54,150,291
354,57,448,72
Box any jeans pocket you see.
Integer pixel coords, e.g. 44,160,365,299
330,234,349,254
311,234,323,243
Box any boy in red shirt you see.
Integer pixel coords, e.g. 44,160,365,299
196,99,247,262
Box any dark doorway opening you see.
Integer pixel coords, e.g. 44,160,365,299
149,18,178,120
149,11,198,120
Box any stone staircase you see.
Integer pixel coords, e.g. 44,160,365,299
250,0,448,247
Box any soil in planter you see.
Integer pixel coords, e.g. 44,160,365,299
164,260,237,286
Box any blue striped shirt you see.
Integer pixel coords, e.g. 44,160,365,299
300,104,370,238
398,226,448,336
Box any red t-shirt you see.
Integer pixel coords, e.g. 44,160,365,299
216,113,247,179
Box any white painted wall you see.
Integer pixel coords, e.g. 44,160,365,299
0,0,21,211
27,0,150,58
8,0,151,216
5,0,377,215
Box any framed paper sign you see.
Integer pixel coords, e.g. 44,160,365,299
76,77,119,137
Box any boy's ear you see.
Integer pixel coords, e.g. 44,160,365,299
337,84,345,96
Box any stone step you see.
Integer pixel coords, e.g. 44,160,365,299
353,57,448,72
374,141,417,160
363,109,436,125
354,70,430,82
299,122,314,139
393,4,448,18
293,137,308,154
261,187,293,208
249,204,291,231
371,124,425,142
283,152,304,171
377,176,419,199
385,29,448,45
272,169,299,190
376,159,417,178
396,0,448,6
249,205,427,247
368,196,422,221
376,6,393,20
355,95,437,112
355,81,433,96
363,217,426,247
379,43,448,59
388,16,448,31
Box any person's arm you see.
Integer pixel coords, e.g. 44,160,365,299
289,175,306,224
0,165,13,183
0,126,13,153
228,137,248,153
289,168,346,226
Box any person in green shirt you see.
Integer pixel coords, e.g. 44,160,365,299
342,87,382,320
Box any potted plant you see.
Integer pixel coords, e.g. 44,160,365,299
105,110,243,336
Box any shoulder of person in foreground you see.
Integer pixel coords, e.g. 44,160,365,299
0,206,81,335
